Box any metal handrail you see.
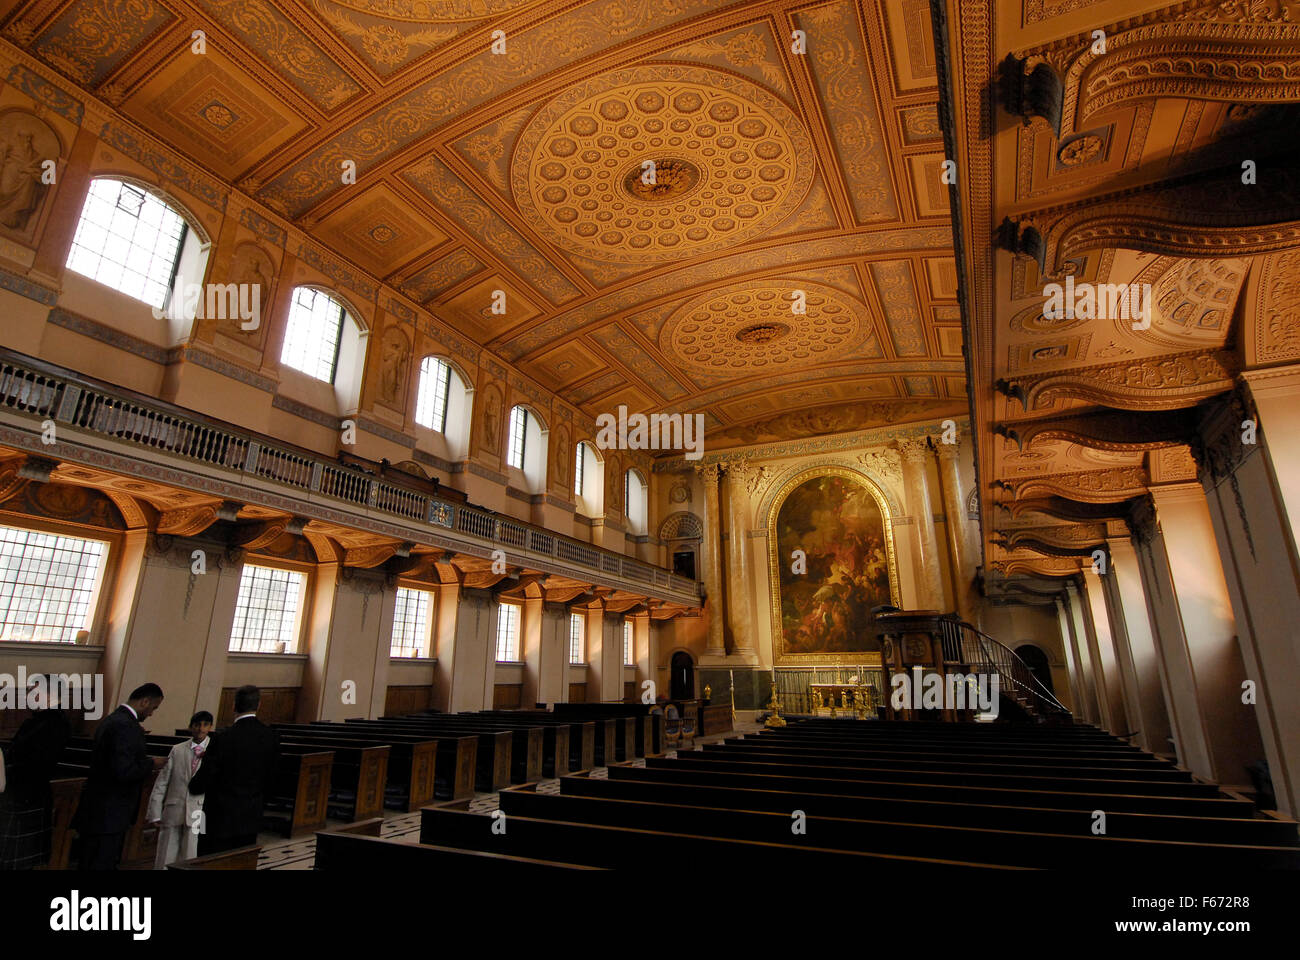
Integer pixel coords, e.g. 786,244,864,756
939,617,1071,718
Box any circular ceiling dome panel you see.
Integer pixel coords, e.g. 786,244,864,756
512,65,815,263
660,280,871,372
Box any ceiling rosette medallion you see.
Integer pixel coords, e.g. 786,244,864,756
659,279,871,372
512,64,815,263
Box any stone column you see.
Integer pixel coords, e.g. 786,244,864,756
1132,486,1263,788
103,532,241,734
1064,581,1099,724
695,462,726,660
634,609,655,701
430,580,460,712
519,595,545,708
1104,535,1172,754
438,587,495,713
722,460,758,663
933,439,977,622
897,438,945,610
1081,567,1128,735
1054,596,1083,715
1195,373,1300,815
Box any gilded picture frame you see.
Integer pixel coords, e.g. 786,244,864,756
766,465,898,666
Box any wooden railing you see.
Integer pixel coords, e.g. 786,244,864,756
0,349,701,604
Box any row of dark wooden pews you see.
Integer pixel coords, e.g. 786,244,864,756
328,717,1300,872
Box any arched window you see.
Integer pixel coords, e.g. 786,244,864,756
623,619,634,666
66,178,188,309
505,404,548,493
507,405,528,469
281,286,348,383
625,468,649,535
415,357,452,432
574,441,602,516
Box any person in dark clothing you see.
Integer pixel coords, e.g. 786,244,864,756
0,675,72,869
72,683,163,870
189,685,279,855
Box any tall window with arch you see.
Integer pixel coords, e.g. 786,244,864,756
623,619,634,666
507,405,528,470
625,468,649,535
505,404,548,494
281,286,347,383
66,178,188,309
415,356,452,433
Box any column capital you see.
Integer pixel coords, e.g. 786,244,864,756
694,462,722,484
1128,494,1158,546
896,437,930,463
933,439,962,461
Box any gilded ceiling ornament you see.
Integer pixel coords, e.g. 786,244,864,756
1056,134,1102,166
1255,250,1300,362
308,0,457,70
325,0,539,19
856,450,902,486
197,0,362,111
671,29,787,90
660,279,871,372
1130,256,1248,348
511,64,814,263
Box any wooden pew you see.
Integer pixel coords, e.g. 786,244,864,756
664,751,1222,797
493,784,1300,870
459,712,593,772
454,713,576,777
167,845,262,870
423,712,582,780
739,732,1161,763
274,737,389,821
618,761,1252,818
263,746,334,837
345,717,529,787
41,775,86,870
314,824,603,873
276,724,437,811
698,742,1196,782
540,704,654,760
561,771,1300,848
418,806,1029,872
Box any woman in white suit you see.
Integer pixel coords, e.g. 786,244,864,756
146,711,213,869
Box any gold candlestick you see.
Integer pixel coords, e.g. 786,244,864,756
765,680,787,728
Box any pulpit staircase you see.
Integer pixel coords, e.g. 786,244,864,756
937,617,1072,721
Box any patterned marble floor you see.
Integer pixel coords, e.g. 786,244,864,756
260,719,761,870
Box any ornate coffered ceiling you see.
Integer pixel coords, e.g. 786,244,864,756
0,0,963,448
939,0,1300,579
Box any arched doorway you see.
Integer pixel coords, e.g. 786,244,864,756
1015,644,1054,694
670,651,694,700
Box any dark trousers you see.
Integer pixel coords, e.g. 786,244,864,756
78,832,126,871
197,833,257,856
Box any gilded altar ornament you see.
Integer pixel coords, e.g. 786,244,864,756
703,683,711,701
765,681,786,728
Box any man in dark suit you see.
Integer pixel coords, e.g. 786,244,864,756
189,685,279,855
74,683,164,870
